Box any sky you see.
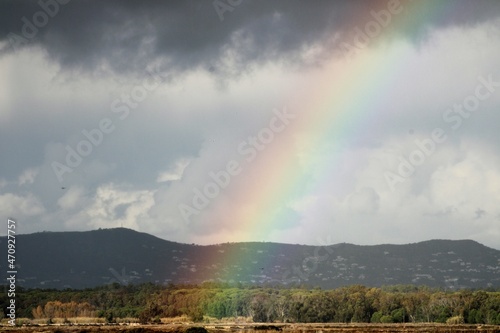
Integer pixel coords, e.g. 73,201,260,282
1,0,500,250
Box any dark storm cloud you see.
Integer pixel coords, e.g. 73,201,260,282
2,0,500,77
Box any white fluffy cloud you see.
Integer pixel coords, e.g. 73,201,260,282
18,167,39,186
82,184,156,230
157,158,191,183
277,138,500,248
0,193,45,224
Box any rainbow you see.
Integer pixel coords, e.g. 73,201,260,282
197,1,450,282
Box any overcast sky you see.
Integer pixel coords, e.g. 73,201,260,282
1,0,500,249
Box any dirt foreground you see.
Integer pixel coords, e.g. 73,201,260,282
0,323,499,333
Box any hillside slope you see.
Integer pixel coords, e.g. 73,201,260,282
1,228,499,289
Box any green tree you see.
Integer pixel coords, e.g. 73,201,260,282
380,315,393,323
371,311,383,323
391,308,406,323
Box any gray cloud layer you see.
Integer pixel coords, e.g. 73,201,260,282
1,1,500,249
2,0,500,77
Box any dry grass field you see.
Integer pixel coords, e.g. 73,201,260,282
0,323,499,333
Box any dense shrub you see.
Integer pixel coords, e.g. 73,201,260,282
4,283,500,324
380,315,393,323
446,316,465,324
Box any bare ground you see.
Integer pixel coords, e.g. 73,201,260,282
1,323,499,333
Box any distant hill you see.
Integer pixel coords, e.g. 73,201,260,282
1,228,499,289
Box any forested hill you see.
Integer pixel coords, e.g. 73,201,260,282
2,228,499,289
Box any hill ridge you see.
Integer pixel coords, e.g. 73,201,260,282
1,228,499,289
17,227,494,250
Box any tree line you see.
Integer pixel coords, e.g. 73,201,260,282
1,283,499,324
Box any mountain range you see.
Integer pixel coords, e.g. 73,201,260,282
2,228,499,290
